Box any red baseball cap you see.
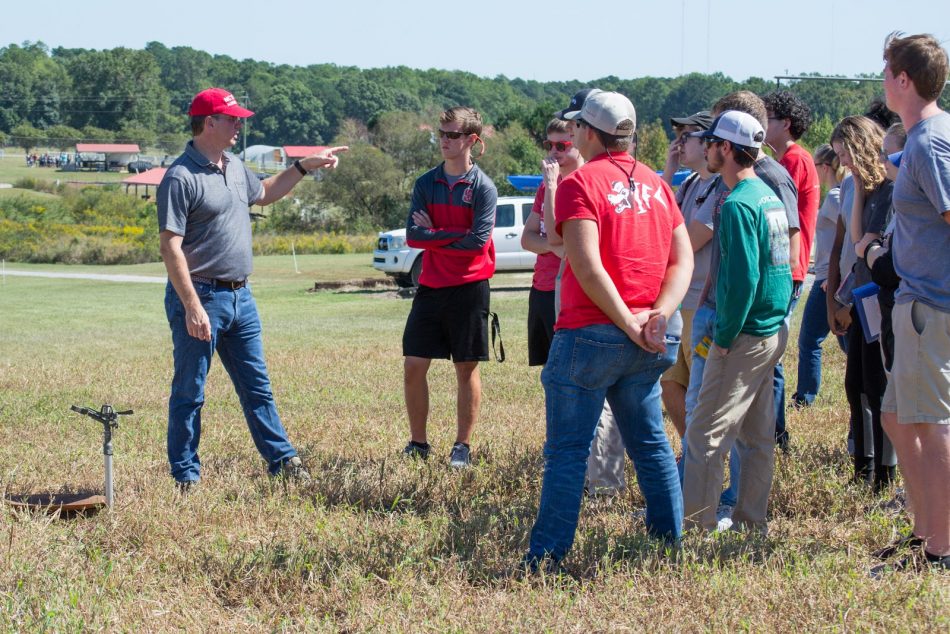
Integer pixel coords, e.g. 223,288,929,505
189,88,254,118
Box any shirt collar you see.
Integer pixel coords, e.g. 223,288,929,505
184,140,230,171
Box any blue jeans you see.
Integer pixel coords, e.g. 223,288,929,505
681,304,740,507
527,324,682,561
793,278,848,405
773,281,802,445
165,282,296,482
793,278,829,406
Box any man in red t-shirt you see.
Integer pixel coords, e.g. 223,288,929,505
521,117,584,366
523,91,693,570
763,90,818,289
763,90,819,448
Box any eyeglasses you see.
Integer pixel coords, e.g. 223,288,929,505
211,114,242,125
438,129,470,140
542,140,573,152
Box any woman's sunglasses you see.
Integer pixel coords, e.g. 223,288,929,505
542,140,573,152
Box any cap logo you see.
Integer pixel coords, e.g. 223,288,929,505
223,94,237,106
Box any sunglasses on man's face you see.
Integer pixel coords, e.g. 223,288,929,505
438,129,470,140
542,140,573,152
211,114,242,125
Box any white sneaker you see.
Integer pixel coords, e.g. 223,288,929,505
715,504,734,532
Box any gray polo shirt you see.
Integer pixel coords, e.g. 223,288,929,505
157,141,263,281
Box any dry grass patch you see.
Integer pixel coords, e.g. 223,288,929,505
0,262,946,631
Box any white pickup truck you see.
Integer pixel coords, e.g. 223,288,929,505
372,195,538,287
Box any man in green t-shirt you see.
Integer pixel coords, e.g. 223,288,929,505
682,110,793,533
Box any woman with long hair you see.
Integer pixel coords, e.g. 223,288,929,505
829,115,896,491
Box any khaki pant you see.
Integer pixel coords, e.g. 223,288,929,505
683,326,788,531
585,402,626,493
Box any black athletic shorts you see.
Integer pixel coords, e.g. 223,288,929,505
527,287,556,366
403,280,490,362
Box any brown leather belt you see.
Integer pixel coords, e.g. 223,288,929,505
190,275,246,290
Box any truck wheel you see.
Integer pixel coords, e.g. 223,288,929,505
410,257,423,287
393,274,413,288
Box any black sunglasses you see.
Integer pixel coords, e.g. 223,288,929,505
542,140,573,152
438,129,470,140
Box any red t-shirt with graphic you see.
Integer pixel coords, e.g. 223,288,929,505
780,143,820,281
554,152,683,330
530,183,562,292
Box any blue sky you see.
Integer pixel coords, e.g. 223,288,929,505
3,0,948,82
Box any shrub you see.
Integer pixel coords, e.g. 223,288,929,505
252,232,375,256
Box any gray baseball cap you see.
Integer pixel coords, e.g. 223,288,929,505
562,91,637,136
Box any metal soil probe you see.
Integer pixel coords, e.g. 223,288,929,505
70,404,133,507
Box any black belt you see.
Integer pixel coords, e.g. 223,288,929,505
191,275,246,290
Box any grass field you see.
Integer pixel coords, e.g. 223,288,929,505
0,256,946,631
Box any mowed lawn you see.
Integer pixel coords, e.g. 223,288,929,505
0,256,945,631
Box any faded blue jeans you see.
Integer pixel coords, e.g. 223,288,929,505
773,280,803,445
165,281,297,483
527,324,682,562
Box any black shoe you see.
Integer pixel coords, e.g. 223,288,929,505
403,440,430,460
515,553,562,577
176,479,198,494
871,533,924,560
868,548,947,578
924,551,950,570
852,456,873,486
776,432,791,453
873,465,897,494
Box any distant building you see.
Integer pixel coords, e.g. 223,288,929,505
241,145,285,171
283,146,328,168
75,143,140,170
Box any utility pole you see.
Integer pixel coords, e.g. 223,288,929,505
243,91,250,158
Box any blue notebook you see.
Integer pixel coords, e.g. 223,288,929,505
852,282,881,343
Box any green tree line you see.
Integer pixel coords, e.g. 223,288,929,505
4,39,940,236
4,41,931,151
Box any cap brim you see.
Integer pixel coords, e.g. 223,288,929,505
888,151,903,167
689,129,714,139
219,105,255,118
561,110,583,121
670,116,695,127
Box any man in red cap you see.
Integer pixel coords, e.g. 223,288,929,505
157,88,347,490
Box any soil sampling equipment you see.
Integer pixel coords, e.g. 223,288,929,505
4,404,132,516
